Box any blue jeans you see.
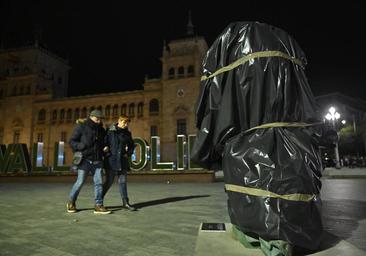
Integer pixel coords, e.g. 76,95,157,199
69,161,104,205
103,169,128,200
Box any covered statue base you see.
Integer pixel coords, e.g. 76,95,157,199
194,223,366,256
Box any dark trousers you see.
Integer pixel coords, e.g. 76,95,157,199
103,169,128,200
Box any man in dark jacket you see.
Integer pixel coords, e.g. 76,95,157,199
67,110,111,214
103,115,135,210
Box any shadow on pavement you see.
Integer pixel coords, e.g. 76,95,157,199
300,199,366,255
76,195,211,213
283,199,366,255
107,195,211,211
292,231,340,256
76,207,95,212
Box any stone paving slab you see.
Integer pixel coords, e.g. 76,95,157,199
0,179,365,255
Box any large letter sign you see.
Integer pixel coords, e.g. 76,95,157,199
0,135,203,173
129,138,148,171
0,144,31,173
151,136,174,170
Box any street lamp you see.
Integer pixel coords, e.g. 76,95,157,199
325,106,341,169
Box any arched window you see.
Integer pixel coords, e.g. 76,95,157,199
177,119,187,136
178,66,184,78
0,128,3,144
149,99,159,115
168,67,175,79
121,104,127,115
37,133,43,142
90,106,95,113
128,103,135,117
38,109,46,122
97,105,103,112
112,104,118,117
52,109,58,122
137,102,144,117
74,108,80,120
66,109,72,121
60,109,65,121
13,131,20,143
105,105,111,118
81,107,87,118
187,65,194,77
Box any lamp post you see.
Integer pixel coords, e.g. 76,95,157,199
325,107,341,169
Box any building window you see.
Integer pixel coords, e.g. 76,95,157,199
151,125,158,137
168,67,175,79
60,109,65,122
81,107,87,118
66,109,72,122
90,106,95,113
105,105,111,118
177,119,187,136
74,108,80,120
178,66,184,78
12,87,17,96
13,132,20,143
97,105,103,112
0,128,4,144
121,104,127,115
58,77,62,84
187,65,194,77
19,86,24,95
149,99,159,115
37,133,43,142
26,86,31,94
128,103,135,117
38,109,46,122
112,104,118,117
51,110,57,122
60,132,67,142
137,102,143,117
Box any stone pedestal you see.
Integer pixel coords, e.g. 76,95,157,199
194,223,366,256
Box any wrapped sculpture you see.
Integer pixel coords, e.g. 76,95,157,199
192,22,327,255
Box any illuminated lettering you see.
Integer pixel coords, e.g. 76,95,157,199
151,136,174,170
0,144,31,173
32,143,48,172
0,135,203,173
129,138,148,171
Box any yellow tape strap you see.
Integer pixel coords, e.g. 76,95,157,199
225,184,315,202
244,122,317,134
201,51,304,81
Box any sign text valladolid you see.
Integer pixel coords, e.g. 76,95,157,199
0,135,202,173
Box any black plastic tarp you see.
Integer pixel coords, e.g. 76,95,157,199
191,21,325,250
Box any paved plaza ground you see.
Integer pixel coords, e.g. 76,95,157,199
0,178,365,255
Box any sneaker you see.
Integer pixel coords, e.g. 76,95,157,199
66,201,77,213
122,198,136,211
94,205,111,214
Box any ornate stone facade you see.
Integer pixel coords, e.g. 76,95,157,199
0,36,208,167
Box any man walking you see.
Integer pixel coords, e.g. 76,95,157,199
67,110,111,214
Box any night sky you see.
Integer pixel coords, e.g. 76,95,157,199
1,1,365,99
